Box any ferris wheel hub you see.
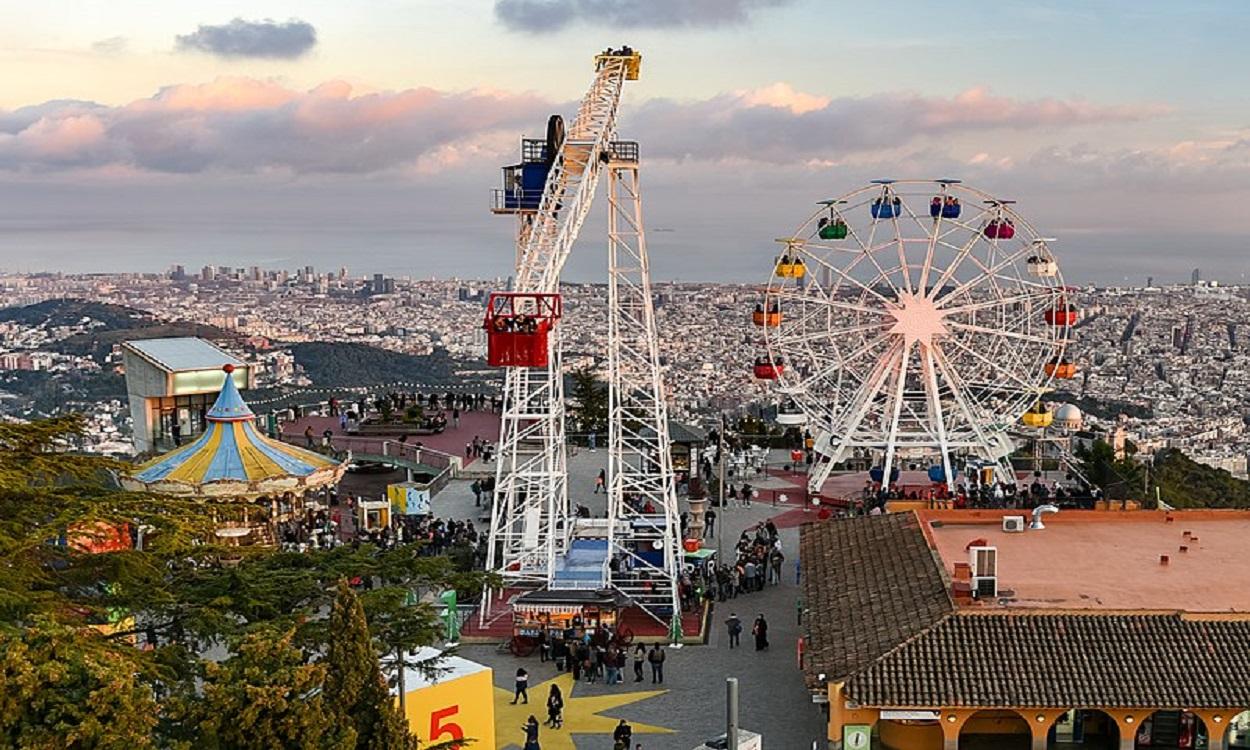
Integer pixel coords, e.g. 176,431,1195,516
887,292,949,348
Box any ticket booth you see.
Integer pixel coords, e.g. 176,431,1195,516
356,499,391,532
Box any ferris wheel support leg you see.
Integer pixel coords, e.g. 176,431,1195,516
807,453,838,496
921,346,957,495
822,342,904,494
605,162,682,633
881,341,914,493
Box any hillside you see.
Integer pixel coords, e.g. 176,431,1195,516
0,299,151,330
0,298,239,363
1152,448,1250,509
290,342,466,388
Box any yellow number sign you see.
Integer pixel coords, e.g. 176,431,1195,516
399,649,495,749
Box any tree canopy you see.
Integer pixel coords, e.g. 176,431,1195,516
0,416,487,748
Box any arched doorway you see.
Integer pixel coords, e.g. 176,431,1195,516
1225,710,1250,748
1134,710,1207,749
960,710,1031,750
1049,709,1120,749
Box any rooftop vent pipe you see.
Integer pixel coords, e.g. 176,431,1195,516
1030,504,1059,530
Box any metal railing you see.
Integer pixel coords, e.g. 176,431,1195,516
606,140,639,163
490,188,542,212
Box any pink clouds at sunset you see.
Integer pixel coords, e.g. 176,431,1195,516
0,77,1168,178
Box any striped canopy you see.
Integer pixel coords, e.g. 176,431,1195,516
123,366,345,499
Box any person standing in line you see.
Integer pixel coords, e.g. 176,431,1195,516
752,613,770,651
632,643,646,682
512,667,529,704
522,715,541,750
725,612,742,649
647,643,665,684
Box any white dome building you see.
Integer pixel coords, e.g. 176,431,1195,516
1054,403,1084,431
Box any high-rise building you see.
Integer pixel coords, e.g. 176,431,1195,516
1192,267,1201,285
201,266,215,281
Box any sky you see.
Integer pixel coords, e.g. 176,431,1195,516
1,0,1249,284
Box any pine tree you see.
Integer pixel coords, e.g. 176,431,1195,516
324,580,418,750
191,627,355,750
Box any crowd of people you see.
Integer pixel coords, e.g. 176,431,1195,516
857,475,1105,513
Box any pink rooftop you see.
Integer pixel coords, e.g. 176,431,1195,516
920,509,1250,613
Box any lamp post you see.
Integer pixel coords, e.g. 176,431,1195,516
717,412,726,560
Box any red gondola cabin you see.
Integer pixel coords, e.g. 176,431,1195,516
754,356,784,379
1045,299,1078,327
484,292,562,367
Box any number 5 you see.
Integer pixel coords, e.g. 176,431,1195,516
430,705,464,744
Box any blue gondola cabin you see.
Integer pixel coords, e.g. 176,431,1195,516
484,292,562,368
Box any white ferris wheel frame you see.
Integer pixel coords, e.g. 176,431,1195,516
761,179,1070,494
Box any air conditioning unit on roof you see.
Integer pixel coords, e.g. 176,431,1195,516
969,545,998,599
1002,515,1026,533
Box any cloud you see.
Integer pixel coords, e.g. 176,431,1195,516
494,0,792,32
626,85,1166,163
92,36,127,56
0,79,1171,180
175,18,317,59
0,78,550,175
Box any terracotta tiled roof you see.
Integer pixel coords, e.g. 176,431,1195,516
799,513,953,691
846,612,1250,708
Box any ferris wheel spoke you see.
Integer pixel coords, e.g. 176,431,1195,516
775,321,890,347
881,340,914,484
922,346,955,489
925,227,987,299
800,251,898,307
938,334,1043,394
929,345,1006,464
941,291,1053,316
791,330,895,392
947,320,1054,347
825,341,904,463
935,243,1038,309
843,220,907,301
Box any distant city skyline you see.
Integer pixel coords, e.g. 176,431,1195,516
2,1,1249,283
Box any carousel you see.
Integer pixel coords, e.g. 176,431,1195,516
122,364,347,547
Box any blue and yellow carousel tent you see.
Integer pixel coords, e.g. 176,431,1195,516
122,365,345,499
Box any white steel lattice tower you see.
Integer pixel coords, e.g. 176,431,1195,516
483,50,681,635
605,163,682,627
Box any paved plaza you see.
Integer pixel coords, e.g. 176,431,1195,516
428,447,828,750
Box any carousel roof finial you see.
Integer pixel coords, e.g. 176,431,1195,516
206,363,255,422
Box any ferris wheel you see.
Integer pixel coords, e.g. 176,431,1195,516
756,179,1076,493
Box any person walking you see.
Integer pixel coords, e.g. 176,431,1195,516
704,507,716,539
647,643,665,684
452,407,460,429
512,667,529,704
170,421,182,447
752,614,770,651
304,425,315,448
632,643,646,682
471,479,482,507
545,684,564,729
595,468,606,494
725,612,742,649
522,715,541,750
